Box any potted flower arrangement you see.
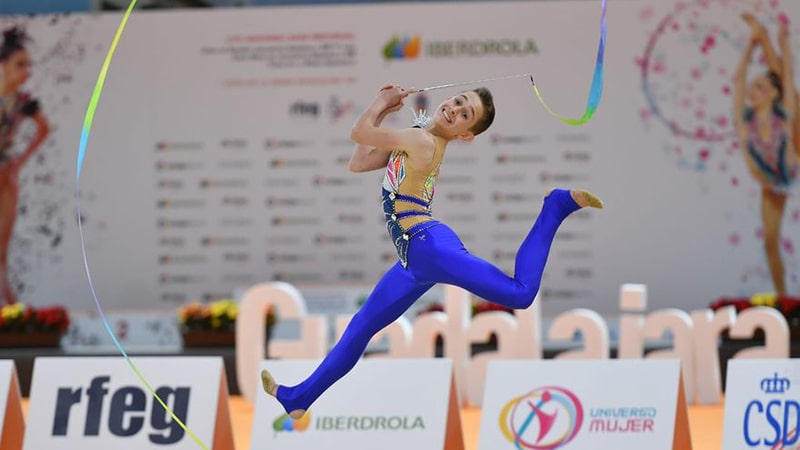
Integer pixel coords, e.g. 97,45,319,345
0,303,70,347
710,293,800,340
178,298,277,347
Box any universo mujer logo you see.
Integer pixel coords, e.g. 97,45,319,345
499,386,584,449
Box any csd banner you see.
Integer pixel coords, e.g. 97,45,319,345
479,360,691,450
251,359,463,450
24,357,233,449
723,359,800,449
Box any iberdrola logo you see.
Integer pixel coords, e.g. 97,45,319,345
383,35,421,60
273,411,312,433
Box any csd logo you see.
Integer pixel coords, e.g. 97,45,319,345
743,373,799,447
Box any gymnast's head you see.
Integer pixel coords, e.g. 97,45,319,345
432,87,495,142
747,70,782,110
0,26,31,89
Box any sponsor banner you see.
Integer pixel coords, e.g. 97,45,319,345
251,359,462,449
479,359,690,449
61,312,182,353
24,357,233,449
722,359,800,449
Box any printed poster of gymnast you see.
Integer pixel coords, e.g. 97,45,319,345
0,16,106,305
637,0,800,298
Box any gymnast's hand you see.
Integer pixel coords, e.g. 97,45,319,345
377,84,413,110
382,100,405,116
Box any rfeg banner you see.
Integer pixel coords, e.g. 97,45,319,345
1,0,799,316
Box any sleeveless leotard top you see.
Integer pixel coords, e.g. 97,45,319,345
743,106,797,193
381,129,444,267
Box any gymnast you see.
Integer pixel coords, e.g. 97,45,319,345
261,83,603,419
736,14,798,296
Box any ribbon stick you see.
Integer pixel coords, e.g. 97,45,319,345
530,0,607,125
75,1,208,448
412,73,531,93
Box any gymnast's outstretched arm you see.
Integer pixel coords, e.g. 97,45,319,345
733,39,755,130
733,38,764,184
741,13,784,77
779,25,796,126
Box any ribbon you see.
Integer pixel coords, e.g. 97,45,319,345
531,0,607,125
75,1,208,448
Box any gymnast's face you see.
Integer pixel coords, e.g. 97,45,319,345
433,91,484,141
1,49,31,89
748,75,778,108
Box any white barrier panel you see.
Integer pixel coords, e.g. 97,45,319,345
236,282,327,404
0,361,23,450
24,357,233,449
479,359,691,450
722,359,800,449
251,359,463,450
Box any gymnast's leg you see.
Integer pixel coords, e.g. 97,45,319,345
262,262,434,418
410,189,601,308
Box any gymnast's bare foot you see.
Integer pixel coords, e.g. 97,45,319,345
545,188,603,209
261,369,307,419
570,189,604,209
260,369,278,396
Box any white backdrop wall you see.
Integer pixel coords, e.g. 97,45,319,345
1,0,799,318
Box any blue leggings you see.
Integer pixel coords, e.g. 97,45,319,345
275,188,581,413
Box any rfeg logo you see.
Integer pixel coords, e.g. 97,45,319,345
499,386,584,449
273,411,311,433
51,376,190,444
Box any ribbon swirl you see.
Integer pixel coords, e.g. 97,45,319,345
75,1,209,448
531,0,607,125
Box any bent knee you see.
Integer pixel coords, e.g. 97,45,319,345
512,293,536,309
495,287,538,310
